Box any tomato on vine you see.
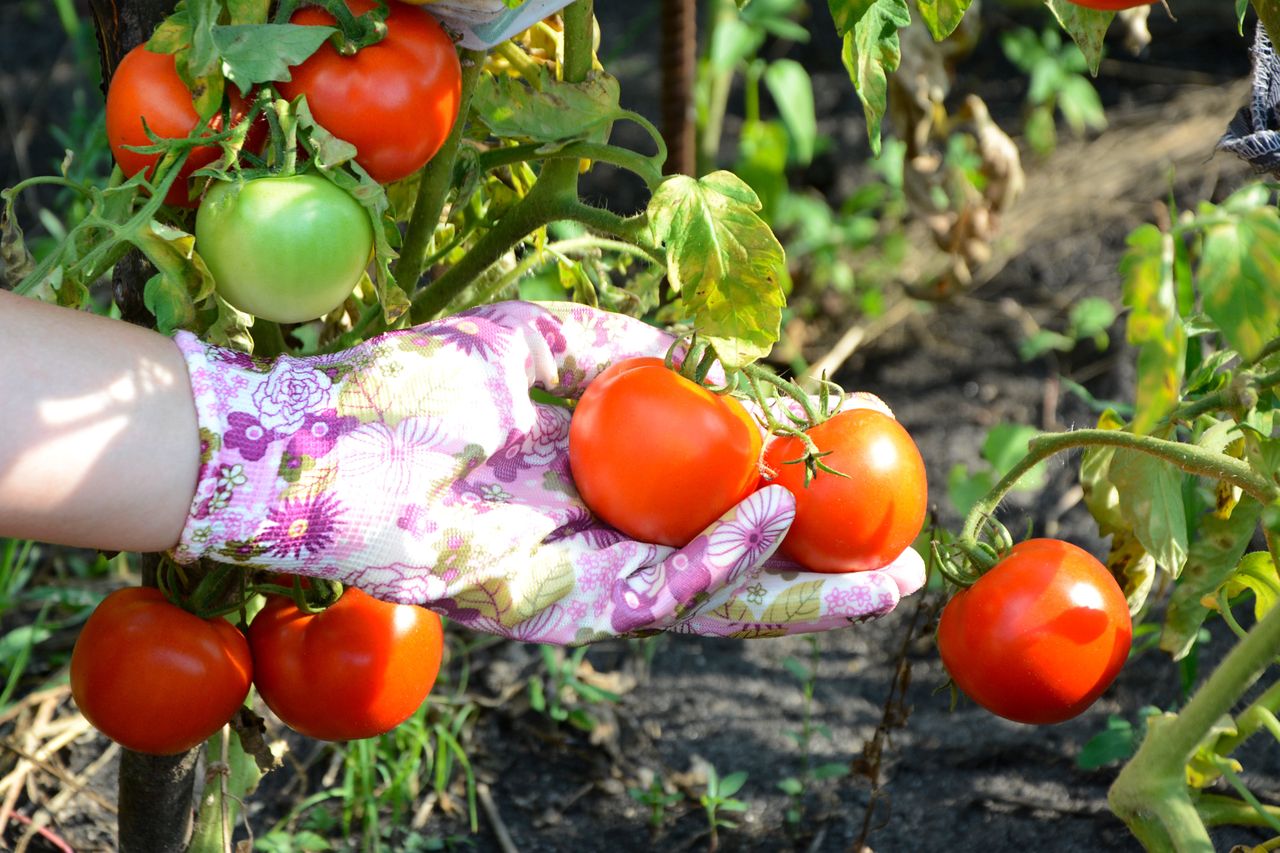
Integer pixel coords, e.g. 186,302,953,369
277,0,462,184
195,174,374,323
106,45,260,208
936,538,1133,725
569,357,764,547
248,586,444,741
761,407,927,573
69,588,253,755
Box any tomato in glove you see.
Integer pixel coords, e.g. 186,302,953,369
762,408,926,573
936,539,1133,725
70,587,253,755
106,45,260,207
196,174,374,323
278,0,462,184
569,357,764,547
248,587,443,741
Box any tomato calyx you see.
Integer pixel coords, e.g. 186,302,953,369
933,515,1014,588
155,557,343,620
273,0,390,53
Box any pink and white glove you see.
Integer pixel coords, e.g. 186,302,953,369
171,302,924,645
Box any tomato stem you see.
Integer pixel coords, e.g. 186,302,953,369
1109,601,1280,849
398,47,486,292
959,428,1280,559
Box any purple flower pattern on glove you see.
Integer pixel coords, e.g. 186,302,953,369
173,301,925,644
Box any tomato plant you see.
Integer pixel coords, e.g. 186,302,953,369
277,0,462,184
105,44,258,208
69,587,253,755
569,357,764,547
936,539,1132,725
247,587,444,741
195,174,374,323
761,408,926,573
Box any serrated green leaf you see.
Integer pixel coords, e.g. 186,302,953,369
1121,224,1185,435
211,24,335,95
1076,715,1138,770
147,10,193,53
1109,446,1189,578
1224,551,1280,622
647,171,785,367
1044,0,1112,75
829,0,912,156
1198,206,1280,361
133,219,215,334
1,198,36,288
473,68,621,144
915,0,972,41
203,294,255,352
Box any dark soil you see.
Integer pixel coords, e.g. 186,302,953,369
3,2,1279,852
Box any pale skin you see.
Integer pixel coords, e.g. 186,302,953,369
0,290,200,552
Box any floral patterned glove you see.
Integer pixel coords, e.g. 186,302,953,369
172,302,924,644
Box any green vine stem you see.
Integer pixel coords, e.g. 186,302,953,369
1109,602,1280,851
397,47,486,292
476,140,664,190
273,0,387,52
958,429,1280,555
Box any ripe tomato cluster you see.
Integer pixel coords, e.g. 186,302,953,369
569,357,929,572
70,585,443,755
104,0,462,324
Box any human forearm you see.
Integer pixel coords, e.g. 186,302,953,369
0,292,200,551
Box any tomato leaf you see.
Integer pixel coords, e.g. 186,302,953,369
1121,224,1186,435
1222,551,1280,622
1044,0,1112,75
828,0,912,156
202,295,255,352
147,8,193,54
212,24,337,96
1196,200,1280,362
472,67,622,144
915,0,973,41
225,0,269,25
647,171,786,367
133,220,215,334
1,197,35,289
1109,446,1189,579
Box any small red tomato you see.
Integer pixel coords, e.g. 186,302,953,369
70,587,253,755
936,539,1133,725
106,45,260,207
569,357,764,547
762,408,927,573
248,587,443,740
278,0,462,184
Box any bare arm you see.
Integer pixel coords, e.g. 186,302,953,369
0,291,200,552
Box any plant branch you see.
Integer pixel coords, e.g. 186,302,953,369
960,429,1280,548
1110,603,1280,849
398,47,486,292
476,141,663,190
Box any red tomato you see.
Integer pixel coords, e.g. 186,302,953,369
70,587,253,755
106,45,259,207
936,539,1133,725
1066,0,1153,8
277,0,462,184
762,408,926,573
569,357,764,547
248,587,444,740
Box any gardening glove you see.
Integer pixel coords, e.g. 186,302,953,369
1220,20,1280,173
172,301,925,644
421,0,575,49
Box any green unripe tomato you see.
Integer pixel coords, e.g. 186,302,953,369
196,174,373,323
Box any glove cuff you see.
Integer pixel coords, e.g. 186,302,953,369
170,332,343,569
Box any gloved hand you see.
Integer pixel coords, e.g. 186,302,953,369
421,0,577,49
1220,21,1280,173
173,302,925,644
